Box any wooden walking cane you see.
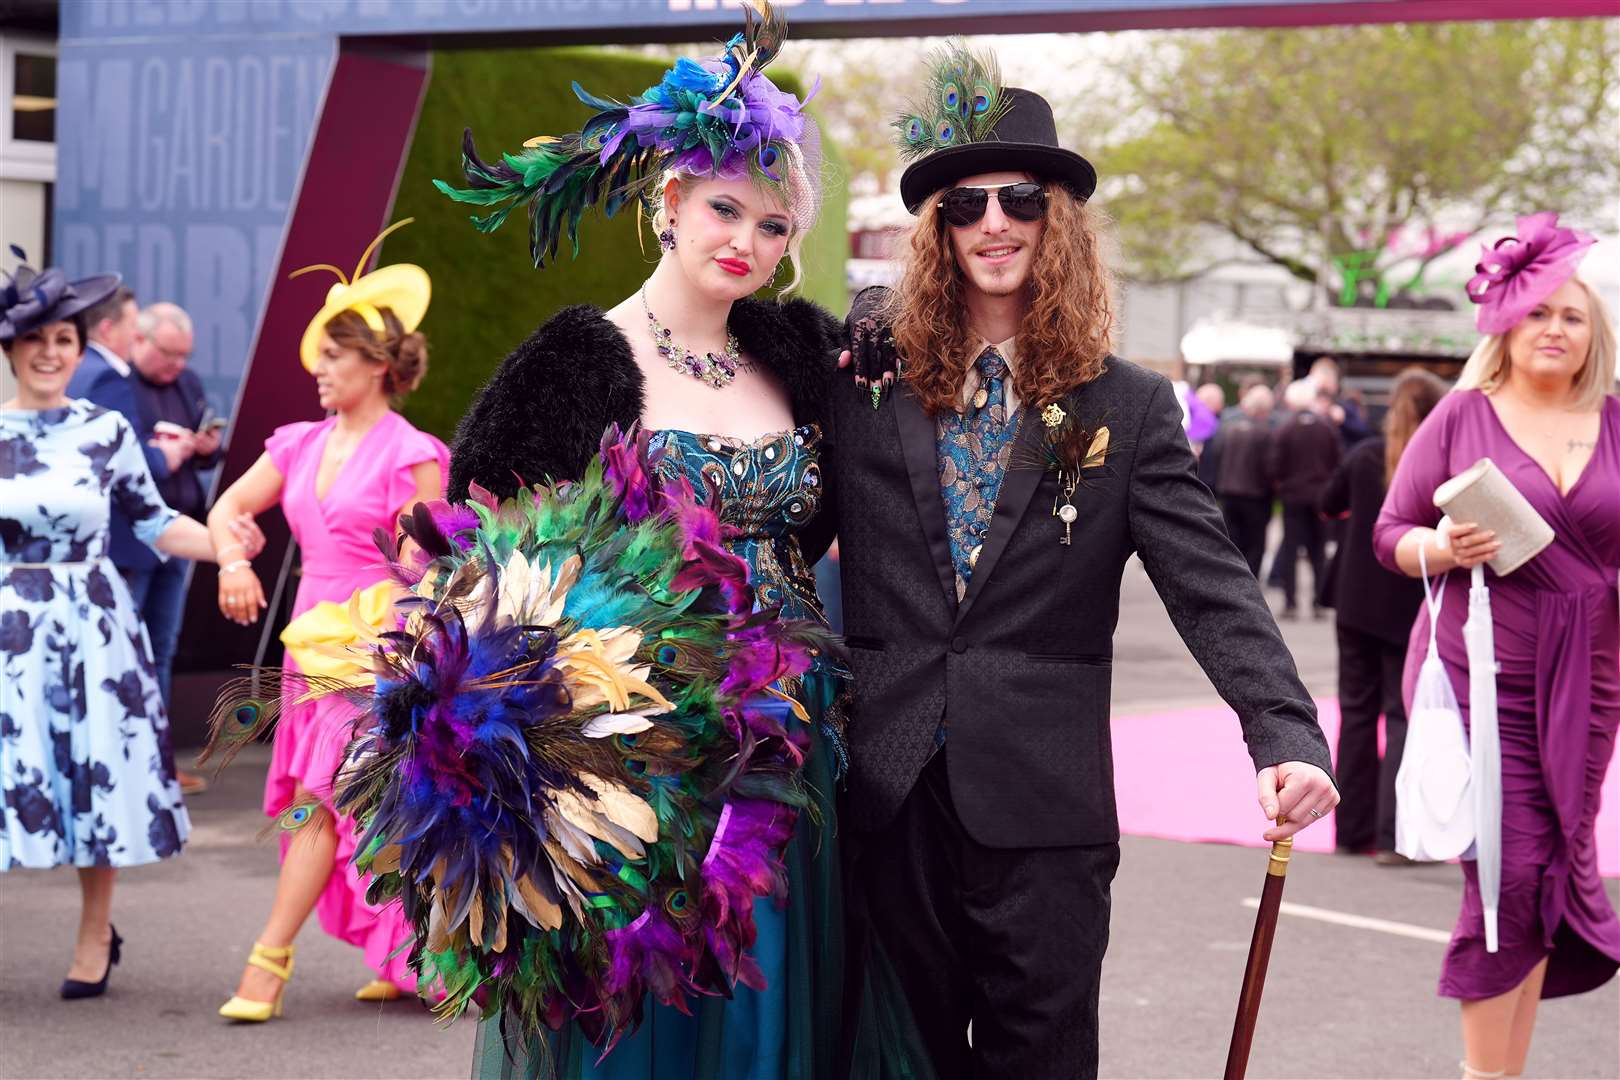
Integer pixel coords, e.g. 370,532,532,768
1223,816,1292,1080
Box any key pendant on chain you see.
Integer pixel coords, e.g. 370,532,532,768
1058,501,1077,544
1053,471,1078,545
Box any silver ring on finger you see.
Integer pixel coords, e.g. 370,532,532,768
1308,807,1324,819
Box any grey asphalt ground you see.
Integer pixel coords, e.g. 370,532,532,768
3,556,1616,1079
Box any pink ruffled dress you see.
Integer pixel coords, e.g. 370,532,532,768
264,410,449,991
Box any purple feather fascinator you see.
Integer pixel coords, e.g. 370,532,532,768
1466,212,1596,335
434,0,823,270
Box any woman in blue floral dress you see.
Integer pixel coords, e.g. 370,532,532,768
0,259,254,998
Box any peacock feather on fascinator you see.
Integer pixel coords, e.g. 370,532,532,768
892,42,1012,162
434,0,819,270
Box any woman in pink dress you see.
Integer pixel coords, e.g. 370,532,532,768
1374,214,1619,1080
204,241,448,1022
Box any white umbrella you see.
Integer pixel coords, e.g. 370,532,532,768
1436,459,1552,956
1464,564,1502,953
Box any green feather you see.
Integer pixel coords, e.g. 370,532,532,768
892,41,1009,161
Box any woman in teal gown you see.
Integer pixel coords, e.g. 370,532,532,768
473,431,848,1080
437,6,881,1075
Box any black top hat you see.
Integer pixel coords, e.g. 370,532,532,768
0,247,120,345
899,87,1096,215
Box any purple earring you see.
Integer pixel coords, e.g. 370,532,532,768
659,224,677,252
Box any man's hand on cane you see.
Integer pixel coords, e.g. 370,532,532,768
1256,761,1339,841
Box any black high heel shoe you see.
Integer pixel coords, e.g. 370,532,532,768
60,924,122,1000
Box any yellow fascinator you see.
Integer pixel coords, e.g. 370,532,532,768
291,218,431,374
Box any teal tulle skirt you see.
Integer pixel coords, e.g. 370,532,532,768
471,673,850,1080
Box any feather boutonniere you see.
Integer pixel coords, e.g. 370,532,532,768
1015,403,1125,545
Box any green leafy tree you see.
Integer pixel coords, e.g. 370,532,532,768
1088,20,1619,299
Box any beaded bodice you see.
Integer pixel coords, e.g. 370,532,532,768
649,425,825,622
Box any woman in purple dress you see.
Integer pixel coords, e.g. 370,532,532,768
1373,213,1618,1080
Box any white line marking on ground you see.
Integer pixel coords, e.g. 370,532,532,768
1241,898,1452,943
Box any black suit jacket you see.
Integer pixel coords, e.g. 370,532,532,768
828,353,1334,849
1319,437,1425,647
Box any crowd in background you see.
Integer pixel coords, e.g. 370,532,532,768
1189,356,1447,867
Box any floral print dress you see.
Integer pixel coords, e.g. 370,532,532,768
0,401,189,869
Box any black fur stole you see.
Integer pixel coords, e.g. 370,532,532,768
448,298,842,502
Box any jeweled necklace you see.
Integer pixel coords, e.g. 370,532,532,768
642,287,741,390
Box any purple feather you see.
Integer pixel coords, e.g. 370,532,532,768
599,425,659,523
700,799,795,989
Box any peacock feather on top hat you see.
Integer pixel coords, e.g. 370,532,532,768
434,0,818,269
889,40,1098,215
892,43,1013,163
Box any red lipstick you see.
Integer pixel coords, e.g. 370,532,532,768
715,257,751,277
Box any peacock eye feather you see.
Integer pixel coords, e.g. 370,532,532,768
232,701,262,734
655,644,679,666
664,889,690,917
904,117,926,145
935,119,956,145
972,81,995,116
278,802,317,831
941,81,961,115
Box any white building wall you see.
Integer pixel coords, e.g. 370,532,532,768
1,31,56,403
0,179,46,402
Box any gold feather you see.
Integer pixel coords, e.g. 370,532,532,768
580,772,660,843
514,874,564,931
468,888,486,948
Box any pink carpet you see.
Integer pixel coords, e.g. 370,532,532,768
1112,697,1619,877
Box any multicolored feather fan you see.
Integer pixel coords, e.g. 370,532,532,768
433,0,816,268
204,425,834,1054
892,41,1012,161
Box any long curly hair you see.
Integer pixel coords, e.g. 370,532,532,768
888,184,1115,416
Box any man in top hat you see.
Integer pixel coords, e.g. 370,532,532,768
828,49,1339,1077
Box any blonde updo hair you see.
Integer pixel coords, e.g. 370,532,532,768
1455,275,1617,411
323,306,428,401
646,139,818,294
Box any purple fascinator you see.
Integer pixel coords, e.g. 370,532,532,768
435,0,823,271
1466,212,1596,335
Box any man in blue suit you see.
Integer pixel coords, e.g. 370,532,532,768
69,286,196,489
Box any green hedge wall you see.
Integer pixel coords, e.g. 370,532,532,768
387,46,849,443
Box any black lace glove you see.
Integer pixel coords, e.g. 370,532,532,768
844,285,900,393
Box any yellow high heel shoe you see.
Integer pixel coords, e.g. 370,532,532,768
353,978,403,1002
218,943,295,1022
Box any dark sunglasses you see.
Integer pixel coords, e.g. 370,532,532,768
937,182,1047,227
